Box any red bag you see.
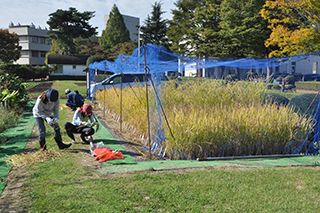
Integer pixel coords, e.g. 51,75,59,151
93,147,112,156
95,151,124,162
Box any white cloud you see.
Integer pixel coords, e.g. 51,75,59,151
0,0,175,36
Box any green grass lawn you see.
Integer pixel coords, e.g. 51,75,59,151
24,80,87,99
53,80,87,98
22,156,320,212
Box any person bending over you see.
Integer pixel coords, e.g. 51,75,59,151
33,89,72,150
65,89,84,111
64,104,96,143
74,90,85,102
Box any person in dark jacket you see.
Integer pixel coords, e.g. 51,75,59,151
65,89,84,111
74,90,85,102
33,89,72,150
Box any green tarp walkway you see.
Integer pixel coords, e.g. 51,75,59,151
101,155,320,173
0,102,35,195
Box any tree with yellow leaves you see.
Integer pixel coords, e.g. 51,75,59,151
261,0,320,57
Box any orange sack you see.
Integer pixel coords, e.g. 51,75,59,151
95,151,124,162
93,147,113,157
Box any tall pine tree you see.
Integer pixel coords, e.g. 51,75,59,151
218,0,270,58
140,1,169,49
168,0,271,58
47,7,97,55
167,0,206,53
99,4,131,50
191,0,222,56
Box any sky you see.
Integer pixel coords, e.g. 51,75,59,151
1,0,175,36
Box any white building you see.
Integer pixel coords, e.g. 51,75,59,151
104,14,139,42
8,22,51,65
47,55,89,77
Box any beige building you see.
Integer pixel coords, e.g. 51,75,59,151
8,22,51,65
104,14,139,42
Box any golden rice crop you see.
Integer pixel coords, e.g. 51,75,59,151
96,80,311,159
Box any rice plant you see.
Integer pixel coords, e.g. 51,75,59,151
96,80,311,159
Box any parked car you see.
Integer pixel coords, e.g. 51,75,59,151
89,72,168,99
301,74,320,81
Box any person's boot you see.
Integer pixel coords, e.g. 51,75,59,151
39,140,47,151
54,137,72,149
80,133,90,143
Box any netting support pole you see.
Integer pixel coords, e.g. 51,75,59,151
198,53,201,85
103,63,106,118
120,72,123,132
144,44,152,160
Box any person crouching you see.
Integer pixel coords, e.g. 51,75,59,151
64,104,96,143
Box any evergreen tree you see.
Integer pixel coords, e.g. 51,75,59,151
0,29,21,63
218,0,270,58
140,1,169,49
191,0,222,56
168,0,271,58
99,4,131,50
47,7,97,55
167,0,205,53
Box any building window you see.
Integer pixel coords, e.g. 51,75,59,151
313,62,318,74
32,51,38,57
39,37,45,44
19,36,28,41
31,36,38,43
21,50,29,57
291,62,296,74
72,65,76,69
40,51,46,58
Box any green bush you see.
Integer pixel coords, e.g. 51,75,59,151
295,81,320,91
0,63,53,80
0,107,19,134
289,93,320,117
276,76,283,82
49,75,86,81
285,75,296,85
265,93,289,106
0,70,29,109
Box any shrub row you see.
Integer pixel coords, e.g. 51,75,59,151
0,63,54,80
